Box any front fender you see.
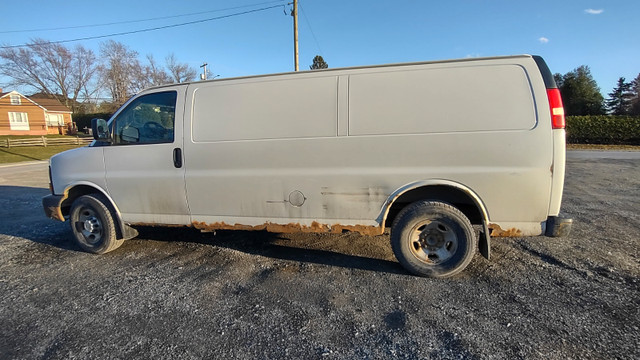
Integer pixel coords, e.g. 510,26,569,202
49,182,137,241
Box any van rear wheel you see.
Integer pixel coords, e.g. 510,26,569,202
69,194,123,254
391,201,476,278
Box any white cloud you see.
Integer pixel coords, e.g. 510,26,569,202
539,37,549,44
584,9,604,15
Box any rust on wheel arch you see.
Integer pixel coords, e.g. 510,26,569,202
45,206,66,222
44,189,71,222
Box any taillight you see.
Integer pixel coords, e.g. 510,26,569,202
547,88,565,129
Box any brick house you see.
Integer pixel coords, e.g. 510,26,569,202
0,90,73,135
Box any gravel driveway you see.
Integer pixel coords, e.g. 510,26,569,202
0,152,638,359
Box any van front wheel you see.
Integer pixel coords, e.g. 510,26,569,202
69,194,123,254
391,201,476,278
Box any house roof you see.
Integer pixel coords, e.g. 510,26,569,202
28,95,72,113
0,91,17,99
1,90,73,113
1,90,46,110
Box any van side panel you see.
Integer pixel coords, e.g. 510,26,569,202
349,65,536,135
192,77,337,142
183,57,553,235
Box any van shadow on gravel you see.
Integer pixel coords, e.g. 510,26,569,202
0,182,406,275
0,185,81,252
135,226,407,276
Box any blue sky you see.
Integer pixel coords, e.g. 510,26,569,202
1,0,638,96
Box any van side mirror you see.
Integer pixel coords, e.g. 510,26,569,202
91,118,111,142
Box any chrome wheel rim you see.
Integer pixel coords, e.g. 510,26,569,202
408,220,458,264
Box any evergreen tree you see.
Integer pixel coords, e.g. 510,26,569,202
559,66,605,116
310,55,328,70
606,77,633,115
630,74,640,116
553,73,563,88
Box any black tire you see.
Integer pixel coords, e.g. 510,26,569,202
391,201,476,278
69,194,123,254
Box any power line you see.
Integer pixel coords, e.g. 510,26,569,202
0,1,285,34
298,1,323,56
0,5,284,49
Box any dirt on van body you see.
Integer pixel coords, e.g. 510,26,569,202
0,154,638,359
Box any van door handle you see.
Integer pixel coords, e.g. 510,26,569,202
173,148,182,168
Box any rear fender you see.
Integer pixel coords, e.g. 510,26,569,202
378,179,491,259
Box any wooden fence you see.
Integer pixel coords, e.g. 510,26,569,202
1,136,93,148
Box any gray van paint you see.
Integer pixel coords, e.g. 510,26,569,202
47,55,566,239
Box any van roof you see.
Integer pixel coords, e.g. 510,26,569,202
144,54,534,92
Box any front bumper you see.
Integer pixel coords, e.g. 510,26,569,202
43,194,65,221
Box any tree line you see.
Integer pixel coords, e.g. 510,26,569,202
554,66,640,116
5,39,633,118
0,39,198,113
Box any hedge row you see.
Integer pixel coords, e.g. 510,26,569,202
566,116,640,145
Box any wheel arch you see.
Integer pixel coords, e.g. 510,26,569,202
60,182,131,240
378,180,490,229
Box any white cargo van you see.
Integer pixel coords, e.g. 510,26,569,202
43,55,571,277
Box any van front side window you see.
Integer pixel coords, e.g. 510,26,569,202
113,91,177,145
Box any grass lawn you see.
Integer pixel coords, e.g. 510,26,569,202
0,134,92,141
0,145,86,164
567,144,640,151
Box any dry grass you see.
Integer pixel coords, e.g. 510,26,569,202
567,143,640,151
0,145,85,164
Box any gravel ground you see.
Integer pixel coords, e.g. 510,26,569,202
0,153,638,359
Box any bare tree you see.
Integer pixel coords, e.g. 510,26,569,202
99,40,144,106
145,54,171,87
0,38,98,111
73,45,100,112
166,53,197,83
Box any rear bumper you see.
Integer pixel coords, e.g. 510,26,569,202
43,194,65,222
545,216,572,237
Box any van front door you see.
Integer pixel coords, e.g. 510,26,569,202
102,86,189,225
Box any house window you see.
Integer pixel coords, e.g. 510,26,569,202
8,112,29,130
10,95,21,105
46,113,64,126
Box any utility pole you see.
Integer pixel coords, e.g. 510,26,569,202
292,0,299,71
200,63,208,80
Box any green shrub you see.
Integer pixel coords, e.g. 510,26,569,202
566,116,640,145
72,113,113,132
